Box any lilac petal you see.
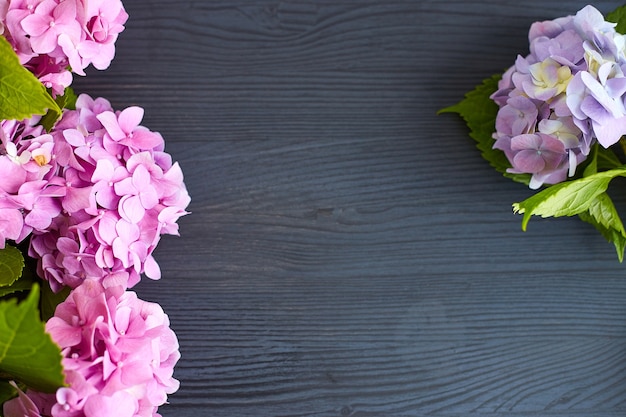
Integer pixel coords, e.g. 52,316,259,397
566,73,587,119
537,133,566,153
513,149,547,173
605,77,626,98
580,96,608,120
510,134,541,151
581,71,623,117
593,115,626,148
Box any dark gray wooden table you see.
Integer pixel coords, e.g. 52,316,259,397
74,1,626,415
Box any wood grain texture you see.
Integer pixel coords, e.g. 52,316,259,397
74,1,626,415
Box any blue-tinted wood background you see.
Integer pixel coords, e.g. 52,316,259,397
76,1,626,415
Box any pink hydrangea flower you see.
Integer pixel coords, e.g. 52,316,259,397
4,281,180,417
5,93,192,291
1,0,128,93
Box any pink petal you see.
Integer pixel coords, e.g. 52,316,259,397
139,187,159,210
114,177,136,196
115,218,140,243
132,164,151,188
117,106,144,133
143,255,161,280
83,391,137,417
62,129,87,148
63,186,92,213
96,212,119,245
97,111,126,141
119,195,145,224
20,13,49,37
124,129,163,150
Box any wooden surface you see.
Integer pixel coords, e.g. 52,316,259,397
73,1,626,415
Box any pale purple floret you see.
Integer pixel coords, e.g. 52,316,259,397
495,96,539,136
510,133,569,187
490,5,626,188
567,64,626,147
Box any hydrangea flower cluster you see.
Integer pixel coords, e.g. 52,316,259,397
10,281,180,417
0,0,128,95
0,96,189,416
491,5,626,189
4,281,179,417
0,0,189,416
0,94,190,292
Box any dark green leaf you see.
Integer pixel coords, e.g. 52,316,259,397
0,246,24,288
607,5,626,35
439,74,531,185
0,284,65,393
39,87,78,131
0,37,60,122
0,278,32,299
0,380,18,406
40,281,70,322
513,168,626,230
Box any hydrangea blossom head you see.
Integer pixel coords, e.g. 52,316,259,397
4,281,180,417
490,5,626,189
0,94,189,291
1,0,128,94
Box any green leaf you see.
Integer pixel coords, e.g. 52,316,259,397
0,380,18,406
0,37,60,122
0,246,24,288
607,5,626,35
40,281,70,322
513,167,626,230
0,259,36,299
39,87,78,131
439,74,531,185
0,284,64,393
0,277,32,299
578,193,626,262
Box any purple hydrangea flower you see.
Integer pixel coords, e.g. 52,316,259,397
490,5,626,188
